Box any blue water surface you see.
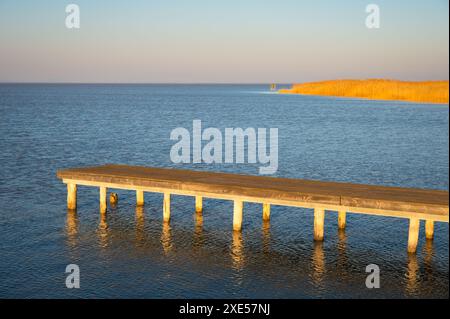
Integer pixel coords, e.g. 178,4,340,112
0,84,448,298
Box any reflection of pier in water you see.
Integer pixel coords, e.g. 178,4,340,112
135,206,146,245
192,212,204,250
230,231,244,271
97,210,109,249
405,254,420,296
404,238,436,297
66,209,78,249
311,242,325,288
261,220,271,253
64,206,446,297
161,222,173,254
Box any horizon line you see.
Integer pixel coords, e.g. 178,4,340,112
0,82,291,85
1,79,449,85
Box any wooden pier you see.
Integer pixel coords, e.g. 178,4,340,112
57,164,449,253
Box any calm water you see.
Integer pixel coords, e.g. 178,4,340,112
0,84,448,298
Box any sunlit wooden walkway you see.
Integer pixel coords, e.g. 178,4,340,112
57,164,449,253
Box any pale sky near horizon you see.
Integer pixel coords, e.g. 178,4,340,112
0,0,448,83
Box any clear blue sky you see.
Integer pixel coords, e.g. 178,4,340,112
0,0,448,83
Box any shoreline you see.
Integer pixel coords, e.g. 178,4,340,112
278,91,450,105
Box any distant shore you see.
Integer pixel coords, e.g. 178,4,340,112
279,79,449,104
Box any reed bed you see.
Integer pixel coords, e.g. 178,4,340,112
279,79,449,104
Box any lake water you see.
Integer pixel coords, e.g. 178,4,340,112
0,84,448,298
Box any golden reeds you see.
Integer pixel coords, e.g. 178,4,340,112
279,79,449,104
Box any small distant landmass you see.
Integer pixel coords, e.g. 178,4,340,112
279,79,449,104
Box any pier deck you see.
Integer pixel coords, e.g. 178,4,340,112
57,164,449,253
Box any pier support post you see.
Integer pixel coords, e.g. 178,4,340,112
233,200,243,231
314,208,325,241
136,190,144,206
163,193,171,223
425,220,434,240
338,210,346,230
67,183,77,210
99,186,107,213
262,203,271,221
408,218,420,254
195,196,203,214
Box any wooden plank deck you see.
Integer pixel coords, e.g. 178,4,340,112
57,164,449,253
